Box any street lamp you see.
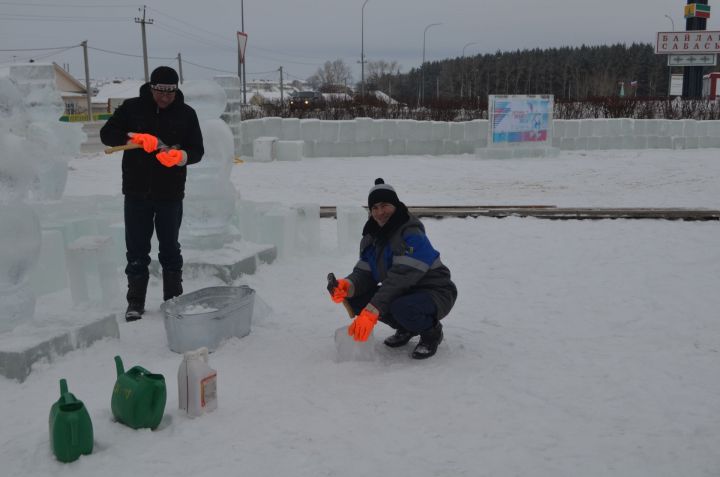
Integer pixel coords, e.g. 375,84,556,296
361,0,370,98
460,42,479,99
462,41,479,57
664,14,675,32
421,22,441,105
664,14,674,97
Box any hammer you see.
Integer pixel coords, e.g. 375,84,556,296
327,273,355,319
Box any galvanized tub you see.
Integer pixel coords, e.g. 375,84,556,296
161,286,255,353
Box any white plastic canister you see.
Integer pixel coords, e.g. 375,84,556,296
178,347,218,417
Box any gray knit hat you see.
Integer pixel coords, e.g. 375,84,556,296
367,178,400,208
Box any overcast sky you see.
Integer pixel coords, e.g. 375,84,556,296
0,0,713,84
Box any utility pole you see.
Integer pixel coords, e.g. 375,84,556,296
241,0,247,104
460,42,479,99
135,5,153,82
279,66,284,103
81,41,93,121
360,0,369,98
682,0,709,98
177,53,184,83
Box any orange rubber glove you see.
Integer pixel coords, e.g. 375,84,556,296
156,149,186,168
331,278,351,303
348,306,379,342
128,133,159,153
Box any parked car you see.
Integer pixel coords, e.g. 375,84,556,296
289,91,324,110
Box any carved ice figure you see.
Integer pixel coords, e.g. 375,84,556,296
0,77,41,332
0,64,85,200
181,80,238,249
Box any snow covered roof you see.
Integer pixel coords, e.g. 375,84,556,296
93,80,144,103
371,90,398,104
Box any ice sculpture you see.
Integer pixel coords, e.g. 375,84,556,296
181,80,238,249
0,63,85,200
0,77,42,332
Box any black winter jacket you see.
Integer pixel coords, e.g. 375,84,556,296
100,83,204,200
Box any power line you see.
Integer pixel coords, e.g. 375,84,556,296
146,6,230,44
88,45,174,60
247,69,282,76
0,1,138,6
181,58,236,75
0,14,128,22
285,71,310,81
153,22,234,52
31,46,77,61
0,45,80,52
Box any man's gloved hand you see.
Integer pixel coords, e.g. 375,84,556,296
330,278,351,303
128,132,159,153
348,305,379,342
156,149,187,167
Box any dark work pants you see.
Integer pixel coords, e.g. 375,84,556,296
346,286,437,334
124,196,183,278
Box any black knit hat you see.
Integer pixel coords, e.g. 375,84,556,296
150,66,179,89
367,178,400,208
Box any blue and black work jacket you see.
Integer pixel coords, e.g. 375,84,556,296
346,214,457,320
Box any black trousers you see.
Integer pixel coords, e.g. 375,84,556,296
124,196,183,278
346,286,437,334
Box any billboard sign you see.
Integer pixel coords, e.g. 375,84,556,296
488,95,553,146
656,31,720,54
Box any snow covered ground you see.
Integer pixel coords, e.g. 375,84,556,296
2,149,719,476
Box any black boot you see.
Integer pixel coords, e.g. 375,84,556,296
383,328,417,348
411,322,443,359
162,269,183,301
125,274,149,322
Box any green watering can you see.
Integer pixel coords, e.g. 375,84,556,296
111,356,166,430
48,379,93,463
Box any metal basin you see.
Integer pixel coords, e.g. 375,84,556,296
161,286,255,353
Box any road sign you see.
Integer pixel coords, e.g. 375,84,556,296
668,54,717,66
656,31,720,54
670,74,684,96
237,32,248,63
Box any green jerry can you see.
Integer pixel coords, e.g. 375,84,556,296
111,355,167,430
48,379,94,463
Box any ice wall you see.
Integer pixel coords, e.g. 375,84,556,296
226,117,720,159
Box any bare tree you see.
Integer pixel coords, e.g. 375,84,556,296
307,59,354,92
367,60,400,83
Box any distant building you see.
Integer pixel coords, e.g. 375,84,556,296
243,78,309,104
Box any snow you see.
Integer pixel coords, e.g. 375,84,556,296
92,80,144,104
2,148,719,476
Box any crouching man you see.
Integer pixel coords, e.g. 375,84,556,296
329,178,457,359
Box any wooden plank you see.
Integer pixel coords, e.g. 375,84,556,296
319,206,720,221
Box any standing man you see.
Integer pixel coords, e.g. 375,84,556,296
101,66,204,321
329,178,457,359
